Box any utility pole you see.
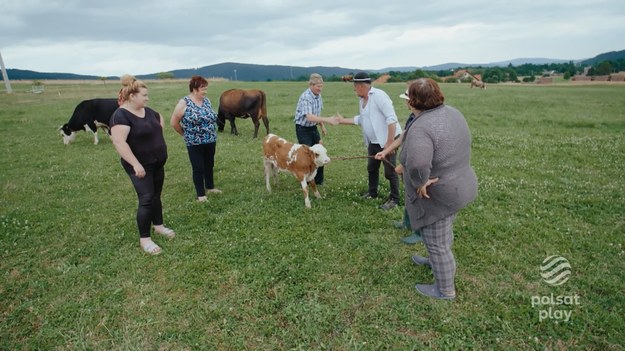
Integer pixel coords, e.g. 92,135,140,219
0,51,13,94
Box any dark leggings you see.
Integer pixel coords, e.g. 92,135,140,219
128,165,165,238
187,142,216,197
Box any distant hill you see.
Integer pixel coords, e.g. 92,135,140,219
4,69,116,81
135,62,362,81
580,49,625,65
5,50,624,80
421,58,574,71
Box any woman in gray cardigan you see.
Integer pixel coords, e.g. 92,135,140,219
399,78,478,300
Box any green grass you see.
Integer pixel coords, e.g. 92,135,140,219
1,80,624,350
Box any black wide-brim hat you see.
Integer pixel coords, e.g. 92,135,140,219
353,72,372,82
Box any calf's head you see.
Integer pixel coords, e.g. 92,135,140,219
58,124,77,145
310,144,330,167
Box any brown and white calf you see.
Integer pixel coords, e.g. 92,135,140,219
262,133,331,208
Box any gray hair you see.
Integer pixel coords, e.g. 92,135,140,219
309,73,323,85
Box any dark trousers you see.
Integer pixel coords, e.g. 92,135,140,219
295,124,324,185
367,142,400,202
128,164,165,238
187,142,216,197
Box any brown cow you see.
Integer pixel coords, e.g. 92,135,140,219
470,80,485,89
262,134,331,208
217,89,269,138
341,75,353,82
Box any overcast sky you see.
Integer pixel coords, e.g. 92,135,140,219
1,0,624,76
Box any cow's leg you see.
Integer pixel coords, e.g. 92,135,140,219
299,178,311,208
263,159,273,193
262,116,270,136
84,123,99,145
229,117,238,136
95,122,110,143
307,171,321,199
309,180,321,199
252,116,260,138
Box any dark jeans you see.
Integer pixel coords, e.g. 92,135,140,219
295,124,324,185
187,142,217,197
367,142,400,202
128,164,165,238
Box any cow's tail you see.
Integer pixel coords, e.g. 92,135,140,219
259,90,267,120
216,106,225,130
259,90,269,135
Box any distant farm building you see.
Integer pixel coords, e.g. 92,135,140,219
537,77,553,84
373,74,390,84
592,75,610,82
572,71,625,82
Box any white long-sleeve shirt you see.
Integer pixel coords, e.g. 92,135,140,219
353,87,402,147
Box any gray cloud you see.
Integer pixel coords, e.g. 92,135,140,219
1,0,623,75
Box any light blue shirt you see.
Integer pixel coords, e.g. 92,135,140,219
294,88,323,127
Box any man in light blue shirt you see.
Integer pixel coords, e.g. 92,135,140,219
294,73,338,185
337,72,402,210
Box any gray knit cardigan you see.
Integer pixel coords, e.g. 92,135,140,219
399,104,478,229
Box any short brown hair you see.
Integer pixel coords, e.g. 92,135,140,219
408,78,445,111
189,75,208,92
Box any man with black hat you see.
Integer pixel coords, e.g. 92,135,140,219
336,71,402,210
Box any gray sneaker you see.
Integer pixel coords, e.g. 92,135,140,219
411,255,431,267
402,232,423,245
415,284,455,300
379,199,398,210
361,192,378,199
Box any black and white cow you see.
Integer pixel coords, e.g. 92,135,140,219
58,98,119,145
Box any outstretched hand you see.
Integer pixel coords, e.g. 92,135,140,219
332,113,344,125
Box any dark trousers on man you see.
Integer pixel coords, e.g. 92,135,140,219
295,124,324,185
367,142,400,202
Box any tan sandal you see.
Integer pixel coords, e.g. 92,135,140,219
141,240,162,255
154,226,176,239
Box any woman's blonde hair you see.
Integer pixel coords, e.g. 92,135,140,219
118,74,148,104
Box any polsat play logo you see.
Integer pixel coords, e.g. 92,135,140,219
540,255,571,286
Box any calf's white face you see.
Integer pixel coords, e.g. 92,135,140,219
310,144,330,167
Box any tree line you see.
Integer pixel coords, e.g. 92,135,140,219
323,59,625,84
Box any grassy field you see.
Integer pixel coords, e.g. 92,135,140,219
1,79,624,350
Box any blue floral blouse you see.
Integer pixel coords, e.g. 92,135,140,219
180,96,218,146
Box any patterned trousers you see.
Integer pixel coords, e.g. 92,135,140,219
420,214,457,296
